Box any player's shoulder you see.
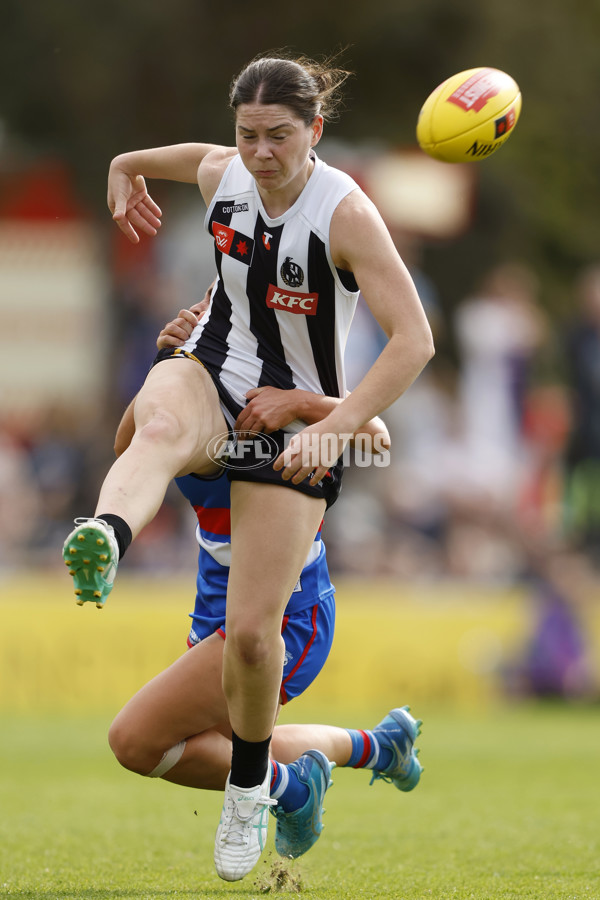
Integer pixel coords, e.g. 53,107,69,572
334,184,378,222
202,145,238,168
330,186,387,268
198,147,239,201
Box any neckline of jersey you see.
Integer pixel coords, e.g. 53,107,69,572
253,151,322,227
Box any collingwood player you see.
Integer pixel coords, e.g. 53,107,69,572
63,53,434,881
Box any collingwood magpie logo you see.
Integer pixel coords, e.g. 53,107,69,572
280,256,304,288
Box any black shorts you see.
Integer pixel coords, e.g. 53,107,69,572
226,428,343,510
152,347,343,509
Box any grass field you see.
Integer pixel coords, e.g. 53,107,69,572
1,702,598,900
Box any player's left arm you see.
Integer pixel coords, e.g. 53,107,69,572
322,189,435,430
274,189,434,484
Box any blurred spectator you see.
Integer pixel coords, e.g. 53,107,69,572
563,263,600,562
518,383,571,537
324,240,448,578
26,405,88,547
344,294,385,392
111,263,179,410
503,541,598,700
421,262,551,581
0,424,40,570
0,405,117,564
452,261,548,507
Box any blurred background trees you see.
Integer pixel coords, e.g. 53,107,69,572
2,0,598,310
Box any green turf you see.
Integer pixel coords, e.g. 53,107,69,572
0,703,598,899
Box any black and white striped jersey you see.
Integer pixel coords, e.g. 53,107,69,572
179,152,360,427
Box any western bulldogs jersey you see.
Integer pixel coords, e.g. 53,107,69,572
178,152,360,424
176,471,333,618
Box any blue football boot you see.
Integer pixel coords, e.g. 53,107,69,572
369,705,423,791
271,750,335,859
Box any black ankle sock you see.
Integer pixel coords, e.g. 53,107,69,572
230,731,272,788
97,514,132,560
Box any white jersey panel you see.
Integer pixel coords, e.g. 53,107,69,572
185,152,361,419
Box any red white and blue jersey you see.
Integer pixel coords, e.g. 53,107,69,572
178,152,360,422
176,470,335,646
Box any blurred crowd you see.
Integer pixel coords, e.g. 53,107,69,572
2,222,600,700
329,260,600,571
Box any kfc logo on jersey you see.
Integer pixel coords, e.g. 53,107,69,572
266,283,319,315
211,222,254,265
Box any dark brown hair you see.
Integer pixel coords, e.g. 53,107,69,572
229,52,352,125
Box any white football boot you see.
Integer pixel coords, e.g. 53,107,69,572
214,769,276,881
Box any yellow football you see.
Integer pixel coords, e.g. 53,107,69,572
416,67,522,163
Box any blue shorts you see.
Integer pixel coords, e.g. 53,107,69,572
186,544,336,704
186,595,335,704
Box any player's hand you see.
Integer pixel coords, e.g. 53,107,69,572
156,288,213,349
156,308,199,349
273,422,350,486
107,166,162,244
235,387,299,436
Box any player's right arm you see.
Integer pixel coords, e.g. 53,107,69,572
108,144,236,243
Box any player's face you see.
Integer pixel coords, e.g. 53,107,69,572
235,103,323,204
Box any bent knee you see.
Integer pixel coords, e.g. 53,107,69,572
134,412,195,455
108,719,158,776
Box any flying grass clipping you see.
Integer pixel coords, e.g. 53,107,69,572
416,67,521,163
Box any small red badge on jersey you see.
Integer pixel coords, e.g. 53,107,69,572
212,222,255,265
266,284,319,315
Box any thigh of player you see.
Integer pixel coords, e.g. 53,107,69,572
109,632,230,766
226,482,327,635
133,357,228,476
